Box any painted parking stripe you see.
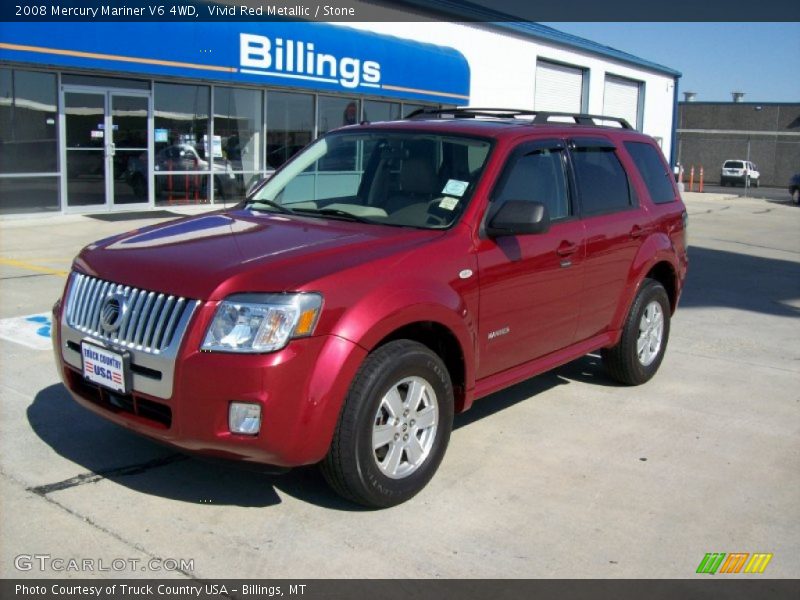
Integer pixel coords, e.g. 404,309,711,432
0,313,53,350
0,257,69,277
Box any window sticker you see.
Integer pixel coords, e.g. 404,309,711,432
442,179,469,197
438,197,459,211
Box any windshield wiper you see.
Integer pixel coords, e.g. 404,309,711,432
292,207,374,223
245,199,295,214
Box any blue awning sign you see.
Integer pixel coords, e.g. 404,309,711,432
0,22,471,104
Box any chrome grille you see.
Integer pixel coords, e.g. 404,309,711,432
65,273,196,354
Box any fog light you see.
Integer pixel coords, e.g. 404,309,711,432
229,402,261,435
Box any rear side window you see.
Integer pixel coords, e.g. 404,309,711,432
571,147,631,215
493,147,570,220
624,141,676,204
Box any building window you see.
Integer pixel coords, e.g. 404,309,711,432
318,96,360,134
0,176,59,214
154,82,210,205
213,86,262,201
0,68,58,174
364,100,401,123
266,91,313,170
401,103,427,118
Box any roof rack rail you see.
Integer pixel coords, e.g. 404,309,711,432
531,112,632,129
405,107,632,129
405,107,538,120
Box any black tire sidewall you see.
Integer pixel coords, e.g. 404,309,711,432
624,280,671,384
349,343,453,507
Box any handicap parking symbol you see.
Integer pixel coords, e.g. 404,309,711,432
0,313,53,350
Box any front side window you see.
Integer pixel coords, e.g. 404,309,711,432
571,146,631,215
248,131,491,229
492,146,570,220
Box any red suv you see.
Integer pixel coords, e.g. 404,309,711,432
53,109,688,507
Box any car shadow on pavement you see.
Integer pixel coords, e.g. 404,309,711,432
680,246,800,318
764,197,799,208
27,383,363,511
454,354,619,431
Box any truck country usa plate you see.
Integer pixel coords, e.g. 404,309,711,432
81,341,128,394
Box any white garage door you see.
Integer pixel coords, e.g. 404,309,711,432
534,61,584,113
603,75,641,129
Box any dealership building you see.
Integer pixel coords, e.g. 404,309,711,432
0,2,680,215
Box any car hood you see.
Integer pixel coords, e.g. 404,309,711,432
74,209,442,300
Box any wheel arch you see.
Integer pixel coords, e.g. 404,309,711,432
372,321,468,414
610,235,682,333
645,260,679,314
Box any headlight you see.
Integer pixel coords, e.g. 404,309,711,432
201,293,322,353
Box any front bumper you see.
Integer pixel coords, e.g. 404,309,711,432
53,301,367,467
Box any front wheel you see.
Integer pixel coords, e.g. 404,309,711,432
602,279,671,385
321,340,454,508
792,189,799,205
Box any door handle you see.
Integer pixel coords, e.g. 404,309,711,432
556,241,579,257
629,225,647,239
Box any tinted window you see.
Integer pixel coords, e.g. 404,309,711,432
266,91,313,170
624,141,675,204
154,82,209,164
571,147,631,215
724,161,744,169
0,68,58,174
493,148,570,220
364,100,401,123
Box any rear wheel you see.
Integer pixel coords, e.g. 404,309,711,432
602,279,671,385
792,189,799,205
321,340,453,508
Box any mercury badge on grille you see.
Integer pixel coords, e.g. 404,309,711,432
99,292,129,334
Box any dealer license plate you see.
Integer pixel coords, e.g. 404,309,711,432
81,341,128,394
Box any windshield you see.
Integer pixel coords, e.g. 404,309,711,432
248,131,492,229
724,161,744,169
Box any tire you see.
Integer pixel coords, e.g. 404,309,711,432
753,178,759,188
792,189,799,205
321,340,454,508
602,279,671,386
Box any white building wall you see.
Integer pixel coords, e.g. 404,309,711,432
342,20,677,160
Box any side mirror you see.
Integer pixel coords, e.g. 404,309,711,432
486,200,550,238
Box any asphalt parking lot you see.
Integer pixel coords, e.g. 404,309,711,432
0,192,798,579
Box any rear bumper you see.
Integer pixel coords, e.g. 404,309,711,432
53,301,366,467
721,173,754,184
